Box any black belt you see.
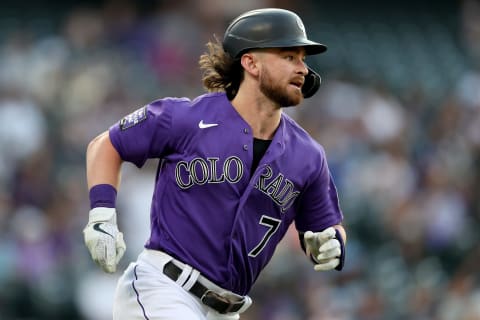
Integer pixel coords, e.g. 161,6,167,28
163,261,245,314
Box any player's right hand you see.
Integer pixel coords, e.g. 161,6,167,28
83,207,126,273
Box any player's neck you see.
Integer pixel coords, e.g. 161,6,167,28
231,86,281,140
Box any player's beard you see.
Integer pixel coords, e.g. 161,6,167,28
259,68,303,107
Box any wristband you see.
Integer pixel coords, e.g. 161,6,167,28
334,228,345,271
89,184,117,209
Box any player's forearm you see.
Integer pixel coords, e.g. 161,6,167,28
86,130,123,190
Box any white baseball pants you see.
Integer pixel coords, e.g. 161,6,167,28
112,250,247,320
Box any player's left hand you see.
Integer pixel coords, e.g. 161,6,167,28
83,207,126,273
304,227,344,271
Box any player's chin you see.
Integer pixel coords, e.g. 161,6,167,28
287,85,304,105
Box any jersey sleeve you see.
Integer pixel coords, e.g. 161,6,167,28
295,150,343,232
108,99,175,168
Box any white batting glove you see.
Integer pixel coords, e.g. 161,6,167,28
83,207,126,273
304,227,343,271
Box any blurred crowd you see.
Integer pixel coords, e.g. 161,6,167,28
0,0,479,319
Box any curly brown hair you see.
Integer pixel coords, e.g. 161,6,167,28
199,37,244,100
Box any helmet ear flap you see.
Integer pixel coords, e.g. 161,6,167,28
302,67,321,98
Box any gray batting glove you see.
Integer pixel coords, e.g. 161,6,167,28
304,227,341,271
83,207,126,273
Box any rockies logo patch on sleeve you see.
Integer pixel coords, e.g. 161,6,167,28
120,106,147,130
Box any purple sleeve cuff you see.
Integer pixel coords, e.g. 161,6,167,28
89,184,117,209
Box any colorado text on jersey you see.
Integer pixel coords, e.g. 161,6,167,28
174,156,300,213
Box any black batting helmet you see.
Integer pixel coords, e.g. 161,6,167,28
222,8,327,98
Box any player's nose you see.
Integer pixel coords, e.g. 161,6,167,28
294,57,308,75
295,62,308,77
299,62,308,76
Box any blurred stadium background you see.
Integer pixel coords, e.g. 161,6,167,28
0,0,479,319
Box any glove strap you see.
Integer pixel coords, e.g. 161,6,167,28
89,184,117,209
88,207,117,224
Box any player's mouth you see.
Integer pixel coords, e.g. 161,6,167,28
289,79,304,90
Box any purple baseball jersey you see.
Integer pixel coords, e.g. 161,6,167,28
109,92,343,295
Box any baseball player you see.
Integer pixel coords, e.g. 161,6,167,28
84,8,346,320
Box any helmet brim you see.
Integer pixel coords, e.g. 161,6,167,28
233,39,327,57
296,41,327,55
266,39,327,55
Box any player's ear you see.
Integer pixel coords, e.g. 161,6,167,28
240,52,260,77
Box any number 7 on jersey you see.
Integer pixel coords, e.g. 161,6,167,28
248,215,281,258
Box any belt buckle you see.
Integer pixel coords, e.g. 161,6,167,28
200,290,238,314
